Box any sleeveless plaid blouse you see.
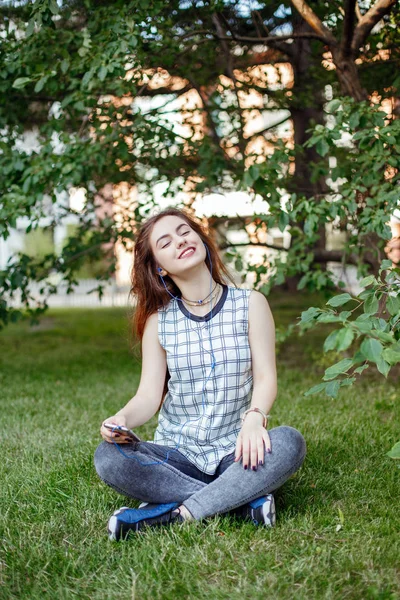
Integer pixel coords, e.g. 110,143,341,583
153,285,253,474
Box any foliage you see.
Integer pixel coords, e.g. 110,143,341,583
1,2,398,324
227,99,400,295
298,261,400,399
0,2,399,443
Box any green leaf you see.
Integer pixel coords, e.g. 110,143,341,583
22,175,31,193
304,382,327,396
315,138,329,157
349,111,360,129
323,330,339,352
82,69,95,87
379,260,393,271
325,379,340,397
61,163,74,174
360,338,383,363
26,18,35,37
359,275,376,287
249,165,260,181
326,99,341,113
338,311,352,322
317,313,341,323
98,65,108,81
354,364,369,375
373,330,395,344
300,307,321,323
12,77,32,89
278,211,289,233
358,288,375,301
353,315,373,333
234,257,243,271
61,59,69,75
34,76,48,93
336,328,354,351
381,348,400,365
326,293,353,307
242,170,253,188
323,358,354,381
387,442,400,460
364,293,379,315
376,356,390,377
386,294,400,316
373,318,389,331
49,0,59,14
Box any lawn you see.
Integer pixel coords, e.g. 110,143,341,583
0,294,399,600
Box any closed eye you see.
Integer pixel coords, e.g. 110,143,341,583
161,230,190,249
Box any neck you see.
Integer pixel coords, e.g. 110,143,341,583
169,263,219,302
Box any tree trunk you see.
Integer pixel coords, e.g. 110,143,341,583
331,49,369,102
289,19,328,256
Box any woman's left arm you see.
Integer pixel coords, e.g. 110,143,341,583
234,290,277,470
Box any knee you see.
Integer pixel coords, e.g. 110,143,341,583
94,441,117,482
272,426,307,462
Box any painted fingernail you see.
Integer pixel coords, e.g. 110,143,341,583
244,465,248,470
267,448,272,454
259,460,263,466
252,466,257,471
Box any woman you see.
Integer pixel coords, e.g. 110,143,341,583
94,207,306,541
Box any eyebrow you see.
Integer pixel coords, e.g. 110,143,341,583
156,223,189,246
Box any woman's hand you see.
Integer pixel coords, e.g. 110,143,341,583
234,412,271,470
100,414,132,444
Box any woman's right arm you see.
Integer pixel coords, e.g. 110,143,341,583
100,312,167,442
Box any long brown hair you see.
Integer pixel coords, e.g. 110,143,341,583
130,206,236,340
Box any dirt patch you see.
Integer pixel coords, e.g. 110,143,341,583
28,317,57,332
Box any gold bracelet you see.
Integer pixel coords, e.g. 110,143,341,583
240,408,270,428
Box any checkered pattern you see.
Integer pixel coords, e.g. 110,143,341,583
153,285,253,474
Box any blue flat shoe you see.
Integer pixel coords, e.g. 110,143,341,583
108,502,182,541
246,494,276,527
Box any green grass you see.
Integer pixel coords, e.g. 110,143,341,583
0,295,399,600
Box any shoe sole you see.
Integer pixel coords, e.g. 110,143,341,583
108,506,129,541
262,494,276,527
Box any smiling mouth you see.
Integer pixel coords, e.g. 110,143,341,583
179,247,196,259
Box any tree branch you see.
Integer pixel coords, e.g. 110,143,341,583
341,0,357,57
355,2,363,22
219,241,289,252
219,242,374,267
351,0,397,53
244,115,291,140
214,32,328,44
290,0,338,46
251,9,296,58
133,84,192,97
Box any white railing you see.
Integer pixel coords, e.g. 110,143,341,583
7,279,135,308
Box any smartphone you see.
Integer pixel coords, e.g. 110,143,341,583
103,423,141,442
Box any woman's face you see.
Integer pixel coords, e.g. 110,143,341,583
149,215,207,277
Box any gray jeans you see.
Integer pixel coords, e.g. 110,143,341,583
94,425,306,520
